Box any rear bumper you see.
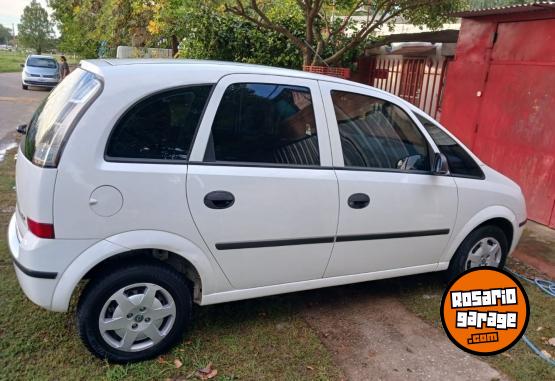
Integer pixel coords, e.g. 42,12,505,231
8,214,58,309
8,213,98,311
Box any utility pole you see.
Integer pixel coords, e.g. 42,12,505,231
12,23,15,48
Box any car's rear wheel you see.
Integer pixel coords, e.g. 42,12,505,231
447,225,509,280
77,261,191,363
22,84,28,90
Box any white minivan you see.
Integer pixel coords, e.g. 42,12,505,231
9,60,526,362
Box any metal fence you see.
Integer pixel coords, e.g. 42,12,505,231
365,55,451,119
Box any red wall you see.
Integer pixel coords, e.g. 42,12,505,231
440,11,555,228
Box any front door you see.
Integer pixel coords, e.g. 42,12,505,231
187,74,339,289
319,82,458,277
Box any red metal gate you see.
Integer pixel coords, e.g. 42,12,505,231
441,13,555,228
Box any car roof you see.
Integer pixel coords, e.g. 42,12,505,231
28,54,56,59
81,58,389,93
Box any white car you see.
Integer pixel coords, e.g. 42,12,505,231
21,55,60,90
9,60,526,362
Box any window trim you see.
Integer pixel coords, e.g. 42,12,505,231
103,84,215,164
413,111,485,180
201,81,323,168
328,88,436,175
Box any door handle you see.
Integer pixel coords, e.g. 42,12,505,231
348,193,370,209
204,191,235,209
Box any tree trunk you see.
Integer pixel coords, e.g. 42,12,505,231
171,35,179,57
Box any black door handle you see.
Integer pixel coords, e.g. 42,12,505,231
204,191,235,209
348,193,370,209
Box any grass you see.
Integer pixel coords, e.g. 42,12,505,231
0,51,25,73
0,51,82,73
397,260,555,381
0,148,342,381
0,142,553,380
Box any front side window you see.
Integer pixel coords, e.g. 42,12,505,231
205,83,319,166
416,114,484,178
106,86,212,161
331,90,430,171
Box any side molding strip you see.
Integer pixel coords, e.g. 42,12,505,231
216,229,450,250
12,258,58,279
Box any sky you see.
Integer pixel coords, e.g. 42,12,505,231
0,0,53,34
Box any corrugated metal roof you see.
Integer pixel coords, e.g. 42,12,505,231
455,1,555,17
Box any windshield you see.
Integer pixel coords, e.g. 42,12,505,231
27,57,57,68
24,68,102,167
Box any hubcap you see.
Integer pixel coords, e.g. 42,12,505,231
98,282,176,352
465,237,502,269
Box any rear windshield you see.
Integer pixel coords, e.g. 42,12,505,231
27,57,57,68
24,68,102,167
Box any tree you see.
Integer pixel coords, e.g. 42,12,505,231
18,0,54,54
225,0,463,66
179,4,304,68
0,24,12,45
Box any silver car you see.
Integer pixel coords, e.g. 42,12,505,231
21,55,60,90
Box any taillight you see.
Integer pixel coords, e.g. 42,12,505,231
27,218,55,239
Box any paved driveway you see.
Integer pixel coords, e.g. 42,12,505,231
0,72,49,149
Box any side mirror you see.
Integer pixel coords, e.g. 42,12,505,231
432,152,449,175
20,63,24,68
16,124,27,135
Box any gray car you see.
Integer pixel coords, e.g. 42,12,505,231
21,55,60,90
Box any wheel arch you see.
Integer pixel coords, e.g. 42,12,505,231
51,230,227,312
439,205,518,268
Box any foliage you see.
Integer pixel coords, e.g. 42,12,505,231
17,0,54,55
226,0,464,66
179,4,304,68
0,25,12,45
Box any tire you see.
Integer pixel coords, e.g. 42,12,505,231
77,261,191,363
447,225,509,280
22,84,28,90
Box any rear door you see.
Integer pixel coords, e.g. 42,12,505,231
320,82,458,277
186,74,339,289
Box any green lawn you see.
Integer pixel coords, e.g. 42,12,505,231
0,51,25,73
0,148,342,381
0,51,82,73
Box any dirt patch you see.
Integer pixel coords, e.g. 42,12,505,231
301,286,507,381
512,221,555,279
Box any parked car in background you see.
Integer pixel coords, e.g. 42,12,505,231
21,55,60,90
9,60,527,363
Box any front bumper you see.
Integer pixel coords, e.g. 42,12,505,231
22,78,59,88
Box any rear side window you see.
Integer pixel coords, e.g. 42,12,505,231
331,90,430,171
106,86,212,161
416,114,484,178
205,83,320,166
24,68,102,167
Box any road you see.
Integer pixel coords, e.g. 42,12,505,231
0,72,49,150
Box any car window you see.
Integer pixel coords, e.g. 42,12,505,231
331,90,430,171
106,86,212,161
416,114,484,178
205,83,319,166
27,57,57,68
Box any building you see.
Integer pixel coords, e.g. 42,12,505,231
440,2,555,228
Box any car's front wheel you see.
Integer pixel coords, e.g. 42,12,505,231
77,261,191,363
447,225,509,279
22,84,28,90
